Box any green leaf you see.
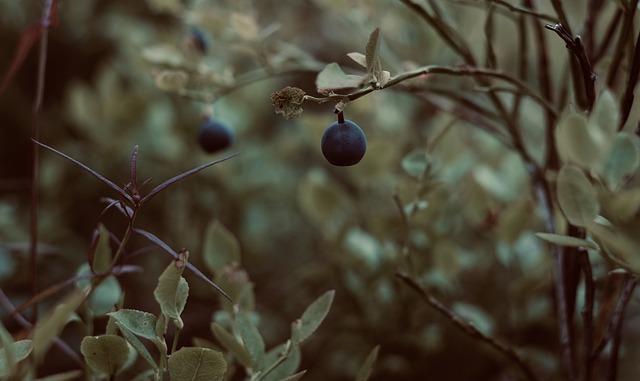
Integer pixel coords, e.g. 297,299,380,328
211,323,252,368
535,233,600,251
355,345,380,381
556,165,600,227
81,334,130,376
555,111,603,169
315,63,364,92
365,28,381,74
114,320,158,370
235,311,265,370
154,257,189,328
89,275,122,316
203,219,241,275
168,347,227,381
0,339,32,377
108,309,158,340
275,370,307,381
587,222,640,275
33,288,88,362
603,133,639,189
401,149,428,178
589,89,618,139
291,290,335,345
262,342,301,381
347,52,367,68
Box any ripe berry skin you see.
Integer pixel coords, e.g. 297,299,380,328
197,119,233,153
321,120,367,166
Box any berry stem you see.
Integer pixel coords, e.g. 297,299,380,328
337,111,345,124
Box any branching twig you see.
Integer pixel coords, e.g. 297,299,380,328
545,23,596,111
396,272,539,381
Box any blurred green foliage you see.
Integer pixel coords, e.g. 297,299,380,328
2,0,640,380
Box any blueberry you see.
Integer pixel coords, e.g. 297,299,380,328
187,28,208,54
321,118,366,166
197,119,233,153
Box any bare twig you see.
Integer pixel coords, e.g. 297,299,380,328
605,0,639,88
592,10,622,65
396,272,538,381
545,23,596,111
619,26,640,130
607,275,638,381
579,250,595,381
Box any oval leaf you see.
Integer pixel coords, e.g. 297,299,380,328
235,311,265,370
355,345,380,381
603,133,639,189
535,232,600,251
168,347,227,381
108,309,158,340
211,323,252,368
203,220,241,275
291,290,334,345
555,111,603,169
154,259,189,326
556,165,600,227
81,335,130,376
0,339,32,377
316,63,363,92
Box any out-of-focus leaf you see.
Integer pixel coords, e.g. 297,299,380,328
235,311,265,370
211,323,252,368
203,219,241,275
262,342,301,381
291,290,334,345
0,23,42,94
603,133,639,189
535,233,600,251
93,224,112,273
587,222,640,275
275,369,307,381
347,52,367,68
555,111,604,169
599,187,640,223
316,63,364,92
365,28,381,74
33,370,84,381
33,288,89,362
401,149,428,178
168,347,227,381
108,309,158,340
451,302,495,335
355,345,380,381
81,335,130,376
154,257,189,328
141,44,184,67
589,89,618,140
556,165,599,227
0,339,32,378
230,12,259,41
154,70,189,92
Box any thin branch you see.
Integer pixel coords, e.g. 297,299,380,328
477,0,560,23
592,10,622,65
607,275,638,381
605,0,639,88
619,26,640,130
579,251,595,381
396,272,538,381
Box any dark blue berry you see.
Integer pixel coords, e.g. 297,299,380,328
321,119,366,166
198,119,233,153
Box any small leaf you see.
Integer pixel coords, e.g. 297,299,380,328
276,369,307,381
588,222,640,275
535,233,600,251
271,86,306,120
0,339,32,377
365,28,381,74
589,89,619,139
291,290,334,345
108,309,158,340
316,63,364,92
211,323,252,368
262,342,301,381
169,347,227,381
154,259,189,327
203,220,241,275
355,345,380,381
33,288,89,362
555,111,602,169
556,165,600,227
114,321,158,370
235,311,265,370
401,149,428,178
133,228,232,301
81,335,130,376
347,52,367,68
603,133,639,189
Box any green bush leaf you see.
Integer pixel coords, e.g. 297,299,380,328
211,322,253,368
262,342,301,381
355,345,380,381
108,309,158,340
316,63,364,92
535,233,599,251
81,334,130,376
587,222,640,275
33,288,88,362
555,111,603,169
0,339,32,377
291,290,335,345
401,149,428,178
556,165,599,227
114,320,158,370
203,219,241,275
603,133,639,189
154,258,189,327
365,28,381,74
235,311,265,370
168,347,227,381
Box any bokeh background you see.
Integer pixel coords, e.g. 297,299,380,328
2,0,640,380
